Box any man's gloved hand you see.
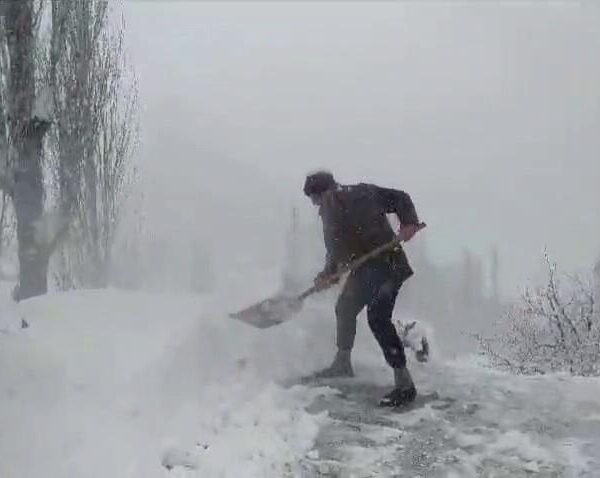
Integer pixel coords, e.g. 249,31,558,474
313,270,340,291
398,222,426,242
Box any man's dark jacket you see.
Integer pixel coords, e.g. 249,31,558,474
318,183,419,281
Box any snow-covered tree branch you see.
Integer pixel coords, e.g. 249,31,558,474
476,253,600,376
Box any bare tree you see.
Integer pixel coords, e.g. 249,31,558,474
0,8,9,184
0,0,136,298
0,191,15,258
476,253,600,376
0,1,57,301
490,245,500,302
459,249,484,307
594,256,600,291
48,0,138,288
0,15,14,260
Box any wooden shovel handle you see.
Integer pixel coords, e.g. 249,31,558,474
298,222,426,301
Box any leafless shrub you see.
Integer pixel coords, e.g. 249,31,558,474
476,253,600,376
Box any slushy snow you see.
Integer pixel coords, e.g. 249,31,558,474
1,279,599,477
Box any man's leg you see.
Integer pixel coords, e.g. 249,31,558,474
366,279,407,369
366,276,417,406
315,270,367,378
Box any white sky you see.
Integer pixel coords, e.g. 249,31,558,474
122,1,600,293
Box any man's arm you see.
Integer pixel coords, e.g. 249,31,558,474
372,185,420,225
314,211,340,286
321,250,338,276
313,250,340,290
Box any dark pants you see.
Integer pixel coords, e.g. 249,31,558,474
335,250,412,369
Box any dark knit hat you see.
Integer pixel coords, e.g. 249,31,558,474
303,170,336,196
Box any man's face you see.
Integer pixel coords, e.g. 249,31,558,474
310,193,323,206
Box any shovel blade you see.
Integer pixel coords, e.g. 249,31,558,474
229,295,302,328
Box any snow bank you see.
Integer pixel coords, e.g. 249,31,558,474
0,285,336,478
2,280,598,477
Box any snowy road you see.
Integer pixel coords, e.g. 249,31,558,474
296,360,600,477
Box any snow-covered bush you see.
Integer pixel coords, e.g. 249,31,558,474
476,254,600,376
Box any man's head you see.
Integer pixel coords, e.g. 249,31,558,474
303,170,336,205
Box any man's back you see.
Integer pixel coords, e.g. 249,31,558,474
319,183,399,267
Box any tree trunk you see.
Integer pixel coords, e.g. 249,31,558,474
13,120,50,300
5,1,51,301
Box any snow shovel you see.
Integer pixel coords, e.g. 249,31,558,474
229,224,425,329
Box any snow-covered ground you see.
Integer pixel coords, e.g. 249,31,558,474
302,358,600,477
1,279,599,477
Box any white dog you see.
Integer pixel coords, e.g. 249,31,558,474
393,318,430,363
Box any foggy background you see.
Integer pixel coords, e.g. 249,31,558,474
120,2,600,299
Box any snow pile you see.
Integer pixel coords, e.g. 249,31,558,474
162,384,332,476
1,278,599,477
436,358,598,477
0,285,334,478
0,295,23,334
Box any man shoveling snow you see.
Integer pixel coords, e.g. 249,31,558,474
303,170,425,407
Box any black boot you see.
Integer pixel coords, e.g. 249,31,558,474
314,349,354,378
379,367,417,407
